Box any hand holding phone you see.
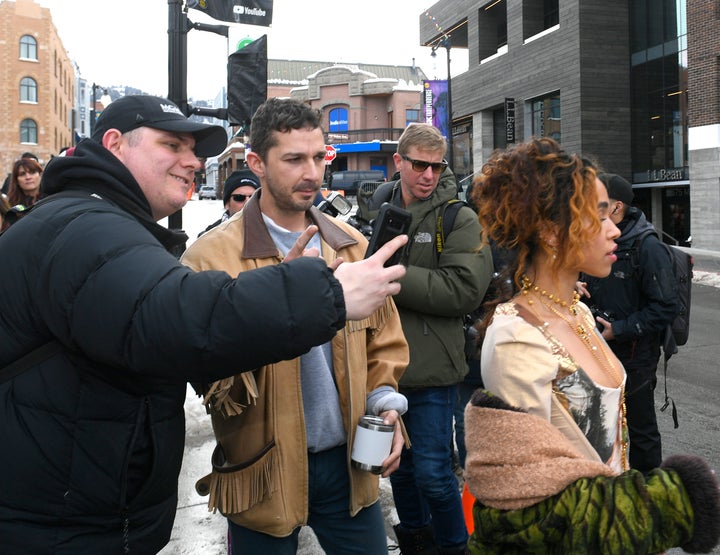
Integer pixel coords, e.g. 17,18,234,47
364,204,412,267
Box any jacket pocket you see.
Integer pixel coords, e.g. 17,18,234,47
195,440,279,515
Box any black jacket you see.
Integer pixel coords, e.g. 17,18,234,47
0,139,346,554
583,207,678,378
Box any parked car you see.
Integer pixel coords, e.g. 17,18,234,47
198,184,217,200
328,170,385,195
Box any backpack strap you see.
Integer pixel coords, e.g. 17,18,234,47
0,340,64,385
435,199,467,255
629,229,657,269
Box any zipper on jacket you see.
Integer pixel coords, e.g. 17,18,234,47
122,507,130,554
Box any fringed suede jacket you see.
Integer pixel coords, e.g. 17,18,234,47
181,192,410,537
464,390,720,554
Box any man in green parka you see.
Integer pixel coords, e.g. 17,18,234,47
369,123,493,555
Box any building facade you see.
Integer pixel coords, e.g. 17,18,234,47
687,0,720,250
209,59,429,199
0,0,74,171
420,0,715,249
290,64,427,180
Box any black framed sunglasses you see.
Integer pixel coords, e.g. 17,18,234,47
231,194,250,202
400,154,448,175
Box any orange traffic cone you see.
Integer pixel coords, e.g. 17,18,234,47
462,481,475,534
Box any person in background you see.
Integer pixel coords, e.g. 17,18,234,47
2,151,38,195
183,97,409,555
7,157,43,207
368,123,493,555
0,194,11,231
0,193,30,232
199,168,260,237
0,94,407,555
579,173,678,474
464,137,719,554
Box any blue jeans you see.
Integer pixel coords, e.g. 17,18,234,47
453,381,478,469
228,445,387,554
390,385,468,549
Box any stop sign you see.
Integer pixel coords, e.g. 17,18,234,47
324,145,337,164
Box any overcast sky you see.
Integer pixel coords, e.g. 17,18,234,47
38,0,468,100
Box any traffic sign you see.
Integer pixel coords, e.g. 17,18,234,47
324,145,337,164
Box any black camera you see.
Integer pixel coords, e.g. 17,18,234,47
317,191,353,218
589,306,615,332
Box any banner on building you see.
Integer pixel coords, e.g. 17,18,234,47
504,98,515,144
422,80,449,138
227,35,268,127
187,0,273,27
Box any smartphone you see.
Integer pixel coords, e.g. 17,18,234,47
364,203,412,266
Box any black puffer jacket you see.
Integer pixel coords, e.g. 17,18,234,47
583,207,678,378
0,140,346,554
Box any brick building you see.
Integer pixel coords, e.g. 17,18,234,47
420,0,718,249
0,0,74,172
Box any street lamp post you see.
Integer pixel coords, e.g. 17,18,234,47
432,37,453,176
90,83,106,137
90,83,98,137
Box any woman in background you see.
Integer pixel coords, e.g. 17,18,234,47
7,157,43,208
463,137,719,554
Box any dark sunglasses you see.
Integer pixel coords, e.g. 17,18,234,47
231,194,250,202
401,154,448,175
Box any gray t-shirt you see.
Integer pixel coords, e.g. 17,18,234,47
262,214,346,452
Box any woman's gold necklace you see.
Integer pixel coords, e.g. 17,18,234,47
520,275,621,385
520,275,628,470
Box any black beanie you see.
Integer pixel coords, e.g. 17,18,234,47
223,169,260,204
599,173,634,205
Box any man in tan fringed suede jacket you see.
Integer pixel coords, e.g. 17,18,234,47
182,98,409,555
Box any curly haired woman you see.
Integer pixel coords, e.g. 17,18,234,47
464,137,719,554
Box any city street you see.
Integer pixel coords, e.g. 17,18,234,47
159,198,720,555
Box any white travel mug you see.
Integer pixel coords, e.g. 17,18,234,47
351,415,394,474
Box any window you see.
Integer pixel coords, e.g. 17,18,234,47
20,77,38,103
630,0,688,181
20,119,38,144
544,0,559,28
328,107,348,133
523,0,559,40
406,109,420,126
530,92,561,142
20,35,37,60
478,0,508,60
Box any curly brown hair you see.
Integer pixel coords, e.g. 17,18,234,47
472,137,601,313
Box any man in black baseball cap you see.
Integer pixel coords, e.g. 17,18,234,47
91,95,227,158
46,94,228,222
0,94,408,553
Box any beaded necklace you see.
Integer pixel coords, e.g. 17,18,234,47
520,275,622,385
520,275,628,470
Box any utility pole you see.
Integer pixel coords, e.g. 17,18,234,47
166,0,229,232
441,36,453,176
167,0,189,231
432,36,454,177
